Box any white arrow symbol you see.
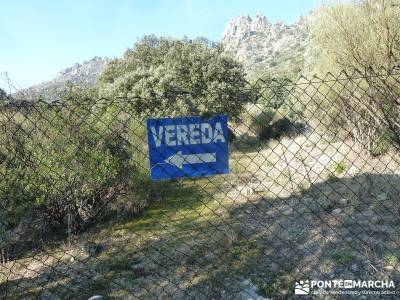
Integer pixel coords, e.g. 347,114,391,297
165,151,217,169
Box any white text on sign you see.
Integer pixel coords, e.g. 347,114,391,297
149,122,226,147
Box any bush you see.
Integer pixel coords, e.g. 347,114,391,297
331,161,346,175
259,117,293,141
0,100,149,235
252,110,300,141
370,132,393,157
251,110,275,138
307,1,400,150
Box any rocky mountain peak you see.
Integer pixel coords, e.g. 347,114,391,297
19,56,109,101
221,13,271,51
221,12,313,78
56,56,108,82
253,12,269,31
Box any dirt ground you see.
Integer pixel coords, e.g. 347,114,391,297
1,130,400,299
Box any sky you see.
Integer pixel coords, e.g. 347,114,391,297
0,0,318,90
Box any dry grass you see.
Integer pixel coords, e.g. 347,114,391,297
2,130,400,299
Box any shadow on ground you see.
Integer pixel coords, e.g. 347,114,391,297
1,174,400,299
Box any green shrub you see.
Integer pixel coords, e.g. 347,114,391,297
270,118,292,139
370,132,392,157
0,101,150,235
330,250,354,265
332,161,346,175
252,112,294,141
251,110,275,138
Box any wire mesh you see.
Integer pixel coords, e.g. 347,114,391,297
0,69,400,299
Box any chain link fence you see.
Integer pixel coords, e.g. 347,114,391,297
1,69,400,299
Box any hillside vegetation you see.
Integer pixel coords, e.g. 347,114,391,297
221,12,312,81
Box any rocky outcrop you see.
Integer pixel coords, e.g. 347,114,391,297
221,12,314,78
18,56,108,101
54,56,108,87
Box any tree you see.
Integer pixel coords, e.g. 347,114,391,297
307,0,400,153
97,35,251,119
310,0,400,75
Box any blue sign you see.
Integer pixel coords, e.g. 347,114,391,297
147,115,229,180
